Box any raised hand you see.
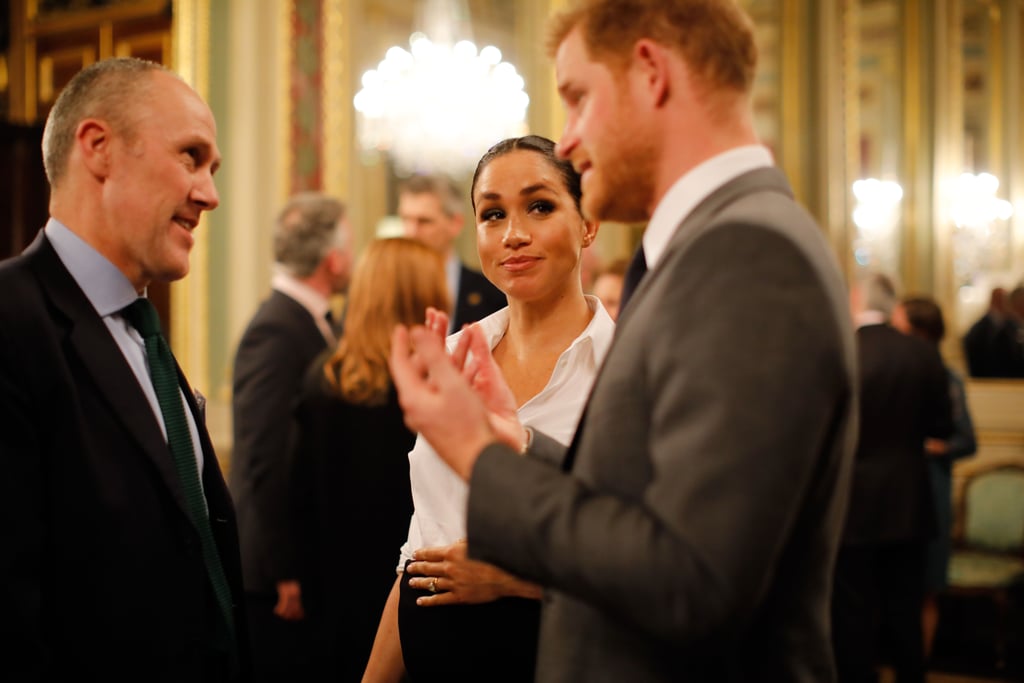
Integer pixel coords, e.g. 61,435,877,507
389,325,496,480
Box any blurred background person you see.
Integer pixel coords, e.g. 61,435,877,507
592,256,628,321
230,192,352,683
892,295,978,660
833,272,953,683
363,134,614,683
288,237,450,682
962,286,1024,378
398,173,506,331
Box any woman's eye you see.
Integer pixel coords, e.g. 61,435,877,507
481,209,504,221
529,201,555,215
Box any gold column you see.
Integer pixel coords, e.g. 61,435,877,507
278,0,293,207
933,0,964,351
901,0,924,291
986,0,1004,174
825,0,858,281
779,0,805,203
170,0,211,388
322,0,353,203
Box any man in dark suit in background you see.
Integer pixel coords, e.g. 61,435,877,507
230,192,352,682
962,286,1024,377
0,57,249,680
397,173,505,330
833,272,953,683
386,1,858,681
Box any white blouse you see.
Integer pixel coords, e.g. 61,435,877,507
397,295,616,569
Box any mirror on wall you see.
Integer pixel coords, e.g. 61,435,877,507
952,0,1017,334
852,0,904,280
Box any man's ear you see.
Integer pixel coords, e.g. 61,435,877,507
632,39,671,107
76,118,114,179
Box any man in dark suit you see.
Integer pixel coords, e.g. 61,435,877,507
229,192,352,682
397,173,505,330
0,58,249,680
386,2,858,681
833,273,953,683
962,286,1024,377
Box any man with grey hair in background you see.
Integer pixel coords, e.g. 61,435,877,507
397,173,506,331
834,271,953,683
230,192,352,682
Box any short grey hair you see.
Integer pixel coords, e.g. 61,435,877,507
42,57,170,187
273,193,348,277
398,174,463,217
861,272,898,318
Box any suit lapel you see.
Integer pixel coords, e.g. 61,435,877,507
615,167,793,331
28,234,194,518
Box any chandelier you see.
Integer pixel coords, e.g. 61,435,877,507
353,0,530,177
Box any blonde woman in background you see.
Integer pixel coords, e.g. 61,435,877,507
287,237,450,682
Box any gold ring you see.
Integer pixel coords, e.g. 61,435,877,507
428,577,438,593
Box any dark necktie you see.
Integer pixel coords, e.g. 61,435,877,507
563,245,647,473
121,298,236,653
619,245,648,313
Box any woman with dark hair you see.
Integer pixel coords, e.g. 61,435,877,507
892,295,977,658
363,135,614,682
288,237,450,682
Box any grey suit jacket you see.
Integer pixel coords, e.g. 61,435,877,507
466,168,858,682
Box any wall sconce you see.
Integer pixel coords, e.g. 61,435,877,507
948,172,1014,288
852,178,904,269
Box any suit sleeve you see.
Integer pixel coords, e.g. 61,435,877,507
945,372,977,460
466,224,852,645
922,345,954,441
231,320,313,582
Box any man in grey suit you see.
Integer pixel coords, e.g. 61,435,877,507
387,1,858,682
230,193,352,682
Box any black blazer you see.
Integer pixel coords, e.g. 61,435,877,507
452,265,506,331
962,312,1024,378
230,289,329,592
842,323,954,545
0,232,250,680
289,359,416,682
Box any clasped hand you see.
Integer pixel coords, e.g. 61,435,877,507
406,540,542,606
389,308,526,481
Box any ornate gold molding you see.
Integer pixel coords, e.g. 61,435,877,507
170,0,211,389
278,0,292,206
779,0,805,203
322,0,352,200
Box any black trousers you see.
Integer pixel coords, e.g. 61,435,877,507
243,592,312,683
398,563,541,683
831,541,927,683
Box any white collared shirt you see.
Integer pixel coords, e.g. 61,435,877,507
271,268,335,343
643,145,774,269
398,296,616,568
855,310,888,329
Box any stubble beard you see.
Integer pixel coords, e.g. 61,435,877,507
582,146,655,224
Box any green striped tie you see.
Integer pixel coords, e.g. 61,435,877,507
122,298,236,656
